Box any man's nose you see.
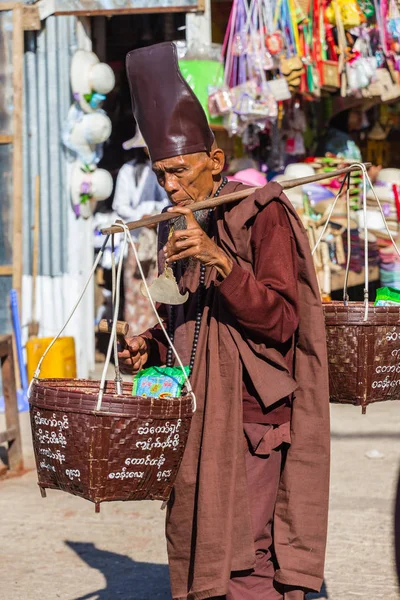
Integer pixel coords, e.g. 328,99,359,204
164,173,179,195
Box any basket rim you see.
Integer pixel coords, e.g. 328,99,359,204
323,301,400,312
29,378,193,413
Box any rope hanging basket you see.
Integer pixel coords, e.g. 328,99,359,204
28,223,196,512
314,163,400,413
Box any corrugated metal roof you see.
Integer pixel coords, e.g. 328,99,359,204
0,0,199,11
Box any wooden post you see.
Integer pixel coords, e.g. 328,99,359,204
0,335,23,473
12,4,24,307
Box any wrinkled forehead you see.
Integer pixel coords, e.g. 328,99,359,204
152,152,207,172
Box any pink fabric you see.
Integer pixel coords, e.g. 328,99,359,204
228,169,267,188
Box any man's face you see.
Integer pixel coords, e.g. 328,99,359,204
152,151,216,206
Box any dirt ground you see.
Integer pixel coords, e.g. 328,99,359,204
1,400,399,600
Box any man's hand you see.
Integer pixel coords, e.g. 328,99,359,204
164,206,233,279
118,336,149,374
368,164,382,183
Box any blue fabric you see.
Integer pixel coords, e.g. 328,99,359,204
320,128,363,162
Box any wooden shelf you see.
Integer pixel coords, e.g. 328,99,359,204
331,266,380,292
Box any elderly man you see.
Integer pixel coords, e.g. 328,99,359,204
119,42,330,600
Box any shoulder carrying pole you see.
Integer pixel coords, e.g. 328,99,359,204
101,163,371,236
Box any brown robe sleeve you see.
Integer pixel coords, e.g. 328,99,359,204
217,199,299,345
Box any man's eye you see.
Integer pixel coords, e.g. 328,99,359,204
174,169,185,174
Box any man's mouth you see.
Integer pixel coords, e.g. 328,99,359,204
169,198,193,207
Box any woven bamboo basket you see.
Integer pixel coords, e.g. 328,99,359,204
29,379,193,511
324,302,400,413
28,221,195,511
314,164,400,413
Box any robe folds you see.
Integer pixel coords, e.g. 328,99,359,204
142,181,330,600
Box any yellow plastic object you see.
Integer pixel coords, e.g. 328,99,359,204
26,337,77,381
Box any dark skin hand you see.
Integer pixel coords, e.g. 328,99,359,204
118,142,231,375
163,206,233,279
118,335,149,375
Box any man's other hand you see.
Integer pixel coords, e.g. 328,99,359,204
118,336,149,374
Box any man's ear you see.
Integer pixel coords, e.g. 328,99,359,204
210,147,225,176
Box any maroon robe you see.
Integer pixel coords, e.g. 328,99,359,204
141,181,330,599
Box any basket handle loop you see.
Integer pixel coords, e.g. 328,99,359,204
28,220,196,415
359,163,400,319
311,172,350,256
343,175,352,304
311,164,370,320
313,162,400,322
27,234,111,399
97,221,196,414
97,226,127,407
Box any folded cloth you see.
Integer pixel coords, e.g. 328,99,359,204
243,422,291,456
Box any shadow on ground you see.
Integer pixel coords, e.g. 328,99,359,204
66,541,171,600
66,541,329,600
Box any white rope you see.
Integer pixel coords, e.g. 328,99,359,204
343,175,351,304
124,222,196,413
111,235,123,396
97,220,196,413
97,228,127,409
28,219,196,415
27,235,110,399
312,174,349,256
361,168,400,258
357,163,400,320
312,162,400,322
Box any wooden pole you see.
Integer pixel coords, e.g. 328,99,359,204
101,163,371,236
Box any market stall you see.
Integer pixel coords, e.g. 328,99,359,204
177,0,400,299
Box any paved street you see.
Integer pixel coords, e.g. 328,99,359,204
1,401,399,600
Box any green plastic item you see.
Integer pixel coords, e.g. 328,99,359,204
132,365,190,398
179,59,224,126
374,286,400,306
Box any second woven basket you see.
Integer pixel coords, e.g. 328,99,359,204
324,301,400,413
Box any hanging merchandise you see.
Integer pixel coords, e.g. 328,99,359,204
388,1,400,69
70,50,115,114
281,100,307,156
279,0,305,93
63,105,112,167
178,43,225,127
70,163,113,220
210,0,282,137
325,0,365,29
364,67,400,100
314,0,341,91
212,0,400,139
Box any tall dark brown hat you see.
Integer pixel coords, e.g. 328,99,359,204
126,42,215,163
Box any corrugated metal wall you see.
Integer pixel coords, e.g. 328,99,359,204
21,15,95,378
23,15,77,277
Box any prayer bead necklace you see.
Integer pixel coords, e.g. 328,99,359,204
166,177,228,373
